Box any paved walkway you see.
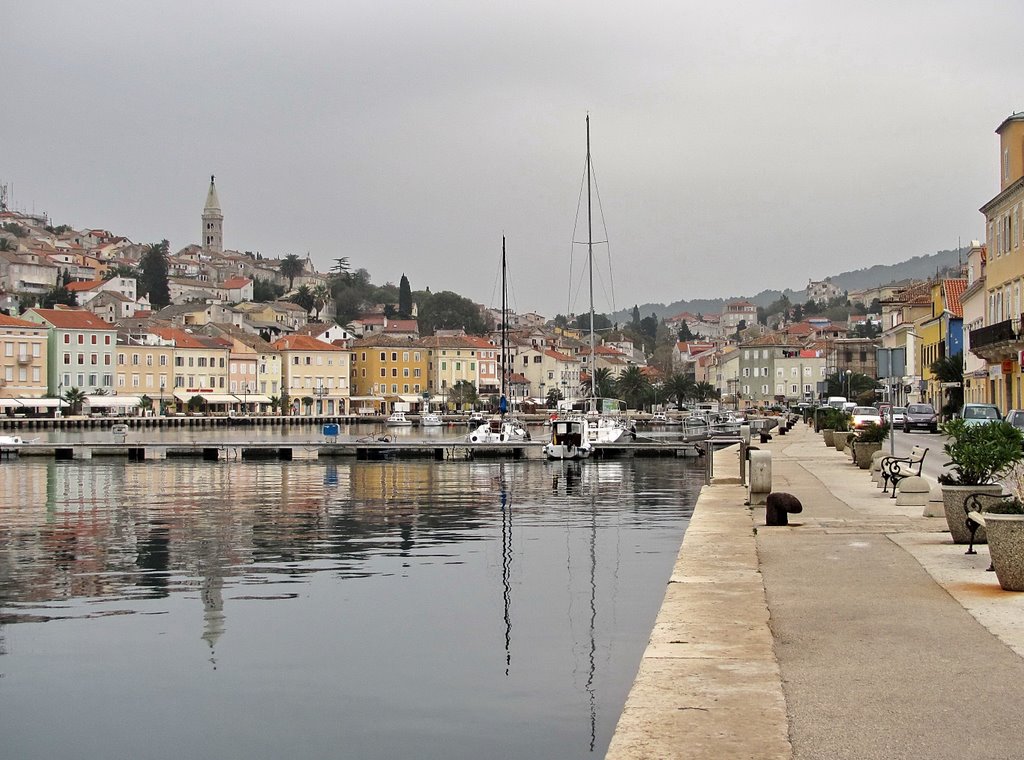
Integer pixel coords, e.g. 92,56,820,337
607,421,1024,759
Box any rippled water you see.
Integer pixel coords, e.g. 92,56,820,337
0,454,701,760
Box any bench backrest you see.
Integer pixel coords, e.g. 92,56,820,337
908,445,928,463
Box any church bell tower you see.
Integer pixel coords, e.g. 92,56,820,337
202,175,223,254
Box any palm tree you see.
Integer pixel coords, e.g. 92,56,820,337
591,367,614,398
311,283,331,320
694,381,719,402
664,373,696,408
290,284,314,313
269,395,282,414
616,366,651,411
62,387,87,416
931,352,964,418
280,254,304,291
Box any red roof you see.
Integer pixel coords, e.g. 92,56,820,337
221,277,252,290
944,279,967,318
66,279,104,292
28,308,113,331
0,314,46,329
148,326,229,349
272,334,346,352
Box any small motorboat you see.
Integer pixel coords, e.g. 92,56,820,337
420,412,443,427
385,411,413,426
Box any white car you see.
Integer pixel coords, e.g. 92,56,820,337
851,406,882,430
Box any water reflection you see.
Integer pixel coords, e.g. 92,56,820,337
0,456,701,759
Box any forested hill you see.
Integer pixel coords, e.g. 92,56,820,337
616,247,965,322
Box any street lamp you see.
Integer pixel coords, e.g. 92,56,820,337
159,377,165,417
845,369,852,402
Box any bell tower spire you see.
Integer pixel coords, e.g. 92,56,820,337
202,174,223,254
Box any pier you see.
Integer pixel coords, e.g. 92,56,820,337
606,420,1024,759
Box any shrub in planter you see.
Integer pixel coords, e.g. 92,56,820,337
851,422,889,468
985,500,1024,591
938,418,1024,544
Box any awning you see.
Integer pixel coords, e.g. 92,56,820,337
238,394,272,404
0,398,27,408
349,396,385,402
398,395,424,404
86,395,144,407
17,398,67,408
199,393,239,404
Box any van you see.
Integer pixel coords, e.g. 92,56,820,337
827,396,847,410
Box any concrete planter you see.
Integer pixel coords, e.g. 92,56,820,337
822,429,835,447
986,514,1024,591
834,431,852,452
941,484,1002,544
853,441,883,469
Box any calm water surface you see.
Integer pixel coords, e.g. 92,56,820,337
0,453,702,759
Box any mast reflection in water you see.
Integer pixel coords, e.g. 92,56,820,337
0,456,702,760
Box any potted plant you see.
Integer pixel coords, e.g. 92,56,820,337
938,417,1024,544
852,421,888,469
818,407,845,447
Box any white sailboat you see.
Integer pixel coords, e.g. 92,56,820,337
545,116,629,458
467,237,531,445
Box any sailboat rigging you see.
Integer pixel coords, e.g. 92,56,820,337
467,237,529,444
544,117,632,460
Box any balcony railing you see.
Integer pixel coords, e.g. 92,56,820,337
970,316,1024,351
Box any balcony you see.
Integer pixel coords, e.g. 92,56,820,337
16,353,31,364
970,316,1024,361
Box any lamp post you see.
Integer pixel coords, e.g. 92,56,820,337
845,369,852,402
159,377,165,417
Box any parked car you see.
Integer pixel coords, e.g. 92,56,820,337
903,403,938,433
851,406,883,430
961,403,1002,426
888,406,907,426
1005,409,1024,431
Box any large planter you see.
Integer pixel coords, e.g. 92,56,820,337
986,514,1024,591
822,429,835,447
941,484,1003,544
853,441,883,469
834,431,852,452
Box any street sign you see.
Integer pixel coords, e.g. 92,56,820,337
876,347,906,379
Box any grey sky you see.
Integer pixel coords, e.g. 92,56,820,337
3,1,1021,317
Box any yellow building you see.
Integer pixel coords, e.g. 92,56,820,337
272,334,350,415
0,313,49,401
202,324,282,413
420,336,480,406
970,112,1024,411
148,326,233,412
350,335,428,413
116,329,174,411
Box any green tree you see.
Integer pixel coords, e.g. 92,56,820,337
546,387,563,409
0,237,16,252
290,285,314,313
931,352,964,417
311,283,331,320
280,254,304,291
398,274,413,318
616,365,651,410
1,222,28,237
252,277,284,301
575,312,613,333
448,379,479,409
104,263,139,280
693,381,720,401
62,387,87,416
664,373,696,407
417,291,487,335
589,367,614,397
639,313,659,340
631,305,640,328
677,320,694,342
139,240,171,308
41,283,76,308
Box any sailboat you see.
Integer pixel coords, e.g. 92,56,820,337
466,237,530,445
544,116,630,459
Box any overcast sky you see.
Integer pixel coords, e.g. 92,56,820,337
3,1,1022,317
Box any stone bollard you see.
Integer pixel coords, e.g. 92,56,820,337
765,491,803,526
748,450,772,506
740,424,751,446
923,484,945,518
870,450,886,485
895,476,930,507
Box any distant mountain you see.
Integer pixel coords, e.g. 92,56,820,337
613,247,965,323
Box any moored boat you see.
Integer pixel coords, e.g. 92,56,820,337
386,411,413,426
420,412,443,427
543,417,592,461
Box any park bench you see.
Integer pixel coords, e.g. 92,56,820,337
881,445,928,498
964,491,1018,565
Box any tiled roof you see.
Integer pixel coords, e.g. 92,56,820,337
351,334,422,348
221,277,252,289
944,279,967,318
148,326,229,349
66,279,104,292
28,308,113,331
272,334,346,352
0,314,46,329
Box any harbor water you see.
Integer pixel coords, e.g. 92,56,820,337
0,447,702,759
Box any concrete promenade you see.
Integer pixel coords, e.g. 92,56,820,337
606,421,1024,759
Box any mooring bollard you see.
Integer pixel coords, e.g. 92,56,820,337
748,449,772,506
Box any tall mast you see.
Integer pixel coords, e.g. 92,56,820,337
501,235,508,410
586,116,596,405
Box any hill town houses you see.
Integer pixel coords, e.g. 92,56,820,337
3,112,1024,418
